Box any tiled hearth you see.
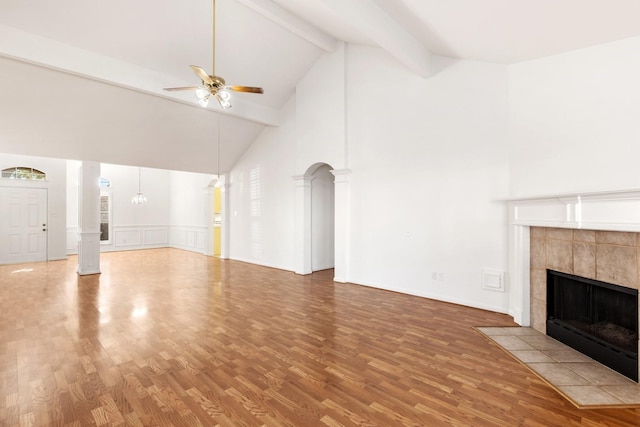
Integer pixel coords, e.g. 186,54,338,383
528,227,639,384
477,327,640,408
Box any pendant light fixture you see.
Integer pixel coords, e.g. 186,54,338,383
131,167,147,205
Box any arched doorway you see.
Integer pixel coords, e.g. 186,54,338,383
310,164,335,271
294,163,336,275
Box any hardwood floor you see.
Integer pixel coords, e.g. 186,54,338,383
0,248,638,426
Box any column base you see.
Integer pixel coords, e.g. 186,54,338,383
77,232,101,276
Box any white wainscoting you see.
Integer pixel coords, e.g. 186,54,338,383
67,225,170,254
114,228,143,247
108,225,170,251
67,225,208,255
169,226,208,253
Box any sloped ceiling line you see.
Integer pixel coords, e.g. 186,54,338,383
319,0,432,77
235,0,338,52
240,0,432,78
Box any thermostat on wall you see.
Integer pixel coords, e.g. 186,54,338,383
482,268,505,292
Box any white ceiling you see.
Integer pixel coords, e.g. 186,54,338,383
1,0,639,173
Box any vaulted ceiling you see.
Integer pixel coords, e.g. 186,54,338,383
1,0,639,173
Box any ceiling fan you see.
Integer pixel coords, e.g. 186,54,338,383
163,0,263,109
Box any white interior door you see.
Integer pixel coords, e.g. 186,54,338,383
0,187,47,264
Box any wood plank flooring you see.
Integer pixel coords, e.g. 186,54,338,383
0,248,638,426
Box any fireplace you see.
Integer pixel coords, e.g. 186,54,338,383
547,269,638,381
508,190,640,383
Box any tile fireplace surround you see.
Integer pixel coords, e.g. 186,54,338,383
529,227,640,333
508,189,640,385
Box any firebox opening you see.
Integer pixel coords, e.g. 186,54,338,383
546,269,638,382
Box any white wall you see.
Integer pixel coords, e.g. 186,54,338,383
228,46,512,313
107,165,171,226
104,164,171,251
296,42,347,172
346,47,511,312
65,159,80,253
228,98,297,270
169,170,215,253
0,153,67,261
509,36,640,197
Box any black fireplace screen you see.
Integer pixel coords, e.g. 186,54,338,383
547,269,638,381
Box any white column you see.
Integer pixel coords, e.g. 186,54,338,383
293,175,313,275
77,161,101,275
220,180,231,260
331,169,351,283
508,224,530,326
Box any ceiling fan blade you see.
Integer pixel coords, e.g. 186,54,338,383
190,65,214,85
229,86,264,94
163,86,200,91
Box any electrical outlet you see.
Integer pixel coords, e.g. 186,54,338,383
437,272,444,281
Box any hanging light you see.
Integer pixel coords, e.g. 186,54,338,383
131,192,147,204
131,167,147,205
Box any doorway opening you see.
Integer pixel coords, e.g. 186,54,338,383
310,164,335,271
213,185,222,257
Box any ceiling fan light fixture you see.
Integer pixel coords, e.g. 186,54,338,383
198,95,210,107
219,89,230,101
195,86,209,99
215,93,231,109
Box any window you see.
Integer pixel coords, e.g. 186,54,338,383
1,167,46,180
100,177,112,244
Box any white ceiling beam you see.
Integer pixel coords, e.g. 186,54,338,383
235,0,338,52
0,24,281,126
320,0,433,78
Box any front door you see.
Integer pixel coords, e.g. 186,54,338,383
0,187,47,264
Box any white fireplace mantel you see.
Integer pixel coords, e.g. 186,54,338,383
507,189,640,325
